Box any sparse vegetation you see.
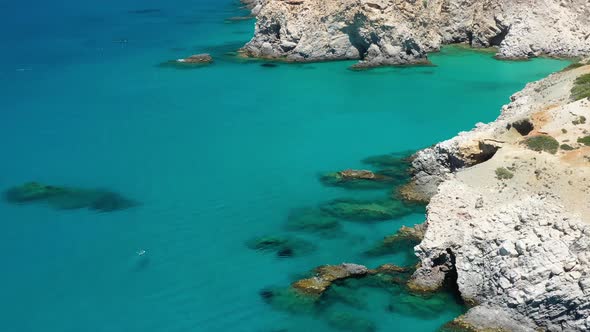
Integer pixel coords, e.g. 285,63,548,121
560,144,575,151
562,128,568,134
571,73,590,101
495,167,514,180
561,62,584,71
523,135,560,154
572,115,587,125
577,136,590,146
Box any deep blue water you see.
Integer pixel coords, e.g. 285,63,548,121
0,1,569,331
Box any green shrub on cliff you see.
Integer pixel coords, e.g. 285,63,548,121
523,135,560,154
560,144,575,151
578,136,590,146
571,73,590,101
561,62,584,71
495,167,514,180
572,116,586,125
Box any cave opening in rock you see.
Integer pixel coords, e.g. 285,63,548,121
442,249,465,305
342,13,370,59
489,24,510,46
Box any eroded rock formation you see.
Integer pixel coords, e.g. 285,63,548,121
241,0,590,67
410,64,590,330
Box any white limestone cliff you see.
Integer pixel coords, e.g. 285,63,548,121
241,0,590,67
410,64,590,331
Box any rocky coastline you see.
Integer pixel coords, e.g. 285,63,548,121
240,0,590,68
406,60,590,331
238,1,590,330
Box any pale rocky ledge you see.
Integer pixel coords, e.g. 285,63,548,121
405,61,590,331
240,0,590,67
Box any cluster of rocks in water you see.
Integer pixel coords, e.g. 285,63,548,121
4,182,137,212
260,260,463,331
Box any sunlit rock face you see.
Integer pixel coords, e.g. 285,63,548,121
410,64,590,331
241,0,590,68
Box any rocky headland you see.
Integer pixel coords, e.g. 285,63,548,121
238,1,590,329
240,0,590,68
405,61,590,331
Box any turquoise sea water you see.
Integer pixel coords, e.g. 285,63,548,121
0,1,570,331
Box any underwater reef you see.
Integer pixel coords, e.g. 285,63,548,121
4,182,137,212
245,234,316,258
260,260,463,331
285,208,342,236
364,223,426,257
319,198,421,222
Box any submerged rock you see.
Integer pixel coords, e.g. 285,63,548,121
245,235,315,257
4,182,137,213
388,291,456,319
362,151,414,168
319,198,415,221
285,208,341,235
160,54,213,68
259,287,317,314
319,169,395,189
178,54,213,63
4,182,67,202
326,312,376,332
364,223,426,256
292,263,368,296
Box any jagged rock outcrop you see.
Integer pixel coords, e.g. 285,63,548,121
411,65,590,330
241,0,590,67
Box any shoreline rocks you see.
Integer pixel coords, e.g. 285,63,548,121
241,0,590,68
292,263,369,295
410,64,590,330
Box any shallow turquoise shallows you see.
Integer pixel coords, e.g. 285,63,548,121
0,0,569,331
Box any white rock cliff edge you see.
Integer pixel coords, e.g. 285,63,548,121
409,63,590,331
241,0,590,67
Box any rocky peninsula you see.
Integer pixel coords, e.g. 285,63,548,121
239,1,590,330
241,0,589,67
405,61,590,331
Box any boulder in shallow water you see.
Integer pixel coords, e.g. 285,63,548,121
292,263,368,295
160,54,213,69
320,169,396,189
178,53,212,63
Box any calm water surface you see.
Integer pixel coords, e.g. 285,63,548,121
0,1,569,331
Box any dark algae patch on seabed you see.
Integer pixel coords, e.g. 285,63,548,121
4,182,137,212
